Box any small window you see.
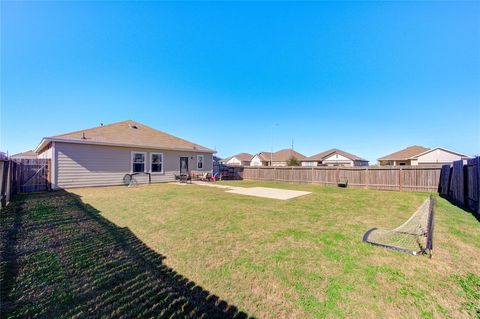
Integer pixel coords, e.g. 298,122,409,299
197,155,204,169
131,152,146,173
151,153,163,173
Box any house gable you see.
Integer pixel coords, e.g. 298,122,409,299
250,154,265,166
323,153,352,162
413,147,469,164
226,157,242,165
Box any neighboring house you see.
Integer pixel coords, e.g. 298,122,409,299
378,145,470,166
33,120,215,189
302,148,369,167
250,149,306,166
250,152,272,166
10,150,38,160
220,153,253,166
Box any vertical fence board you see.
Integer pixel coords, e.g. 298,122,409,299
449,160,465,206
243,165,442,192
0,159,52,203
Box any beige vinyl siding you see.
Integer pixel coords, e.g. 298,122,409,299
415,148,467,165
38,145,52,159
55,142,212,189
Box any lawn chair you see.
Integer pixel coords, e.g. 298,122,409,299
199,172,211,182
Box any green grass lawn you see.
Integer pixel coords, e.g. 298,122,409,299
1,181,479,318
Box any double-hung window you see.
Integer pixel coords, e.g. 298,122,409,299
197,155,204,169
151,153,163,173
131,152,146,173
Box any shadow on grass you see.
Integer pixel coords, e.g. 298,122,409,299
0,190,251,318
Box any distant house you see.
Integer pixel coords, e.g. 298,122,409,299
33,120,215,189
250,149,306,166
250,152,272,166
302,148,369,167
377,146,470,166
11,150,38,160
220,153,253,166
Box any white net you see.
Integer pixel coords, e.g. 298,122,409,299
363,196,435,256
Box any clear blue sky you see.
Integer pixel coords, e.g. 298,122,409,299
1,1,479,162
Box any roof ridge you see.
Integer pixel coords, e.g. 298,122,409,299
129,121,206,149
49,120,132,139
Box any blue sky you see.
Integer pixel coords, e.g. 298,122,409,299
1,1,479,162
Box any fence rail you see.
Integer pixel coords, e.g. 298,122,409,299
243,166,442,192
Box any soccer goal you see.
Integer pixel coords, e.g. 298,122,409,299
363,196,435,257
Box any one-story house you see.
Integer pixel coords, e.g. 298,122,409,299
219,153,253,166
34,120,215,189
302,148,369,167
250,149,306,166
10,150,38,160
250,152,272,166
377,146,470,166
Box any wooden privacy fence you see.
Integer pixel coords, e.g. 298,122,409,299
0,159,51,207
243,166,442,192
439,157,479,216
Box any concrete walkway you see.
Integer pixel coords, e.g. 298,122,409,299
192,181,311,200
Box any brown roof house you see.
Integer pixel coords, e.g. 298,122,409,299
377,145,470,166
250,149,306,166
34,120,215,189
220,153,253,166
302,148,369,167
10,150,38,160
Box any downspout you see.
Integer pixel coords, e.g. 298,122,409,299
51,142,57,189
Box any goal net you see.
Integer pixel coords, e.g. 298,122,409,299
363,196,435,257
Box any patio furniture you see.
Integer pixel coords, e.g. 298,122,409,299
175,173,192,184
199,172,211,182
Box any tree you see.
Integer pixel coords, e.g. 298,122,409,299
287,156,301,166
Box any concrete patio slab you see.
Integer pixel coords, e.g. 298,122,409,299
191,181,242,189
226,187,311,200
192,182,311,200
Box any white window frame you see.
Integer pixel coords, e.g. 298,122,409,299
197,155,204,170
150,152,164,174
131,151,147,173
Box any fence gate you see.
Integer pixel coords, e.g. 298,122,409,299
13,159,51,193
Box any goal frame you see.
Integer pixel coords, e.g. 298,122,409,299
362,195,435,257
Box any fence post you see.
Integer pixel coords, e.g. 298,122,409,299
5,161,11,205
311,167,314,183
0,161,5,207
365,167,369,189
16,162,21,194
336,167,340,184
48,159,52,190
399,167,403,191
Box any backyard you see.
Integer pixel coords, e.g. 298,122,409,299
1,181,479,318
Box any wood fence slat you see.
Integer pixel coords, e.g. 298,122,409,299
243,165,442,192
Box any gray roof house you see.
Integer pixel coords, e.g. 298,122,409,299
34,120,215,189
302,148,369,167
